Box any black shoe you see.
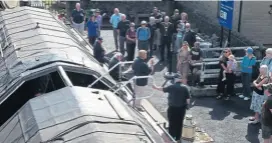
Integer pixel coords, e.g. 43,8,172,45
216,95,222,99
153,45,157,50
224,96,230,100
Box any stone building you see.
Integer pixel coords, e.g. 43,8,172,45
177,1,272,47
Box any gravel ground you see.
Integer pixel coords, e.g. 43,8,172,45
100,30,263,143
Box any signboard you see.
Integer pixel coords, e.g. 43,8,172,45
218,0,234,30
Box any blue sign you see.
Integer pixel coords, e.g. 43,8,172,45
218,0,234,30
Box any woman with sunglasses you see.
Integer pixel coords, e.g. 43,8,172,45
177,41,190,85
216,48,233,100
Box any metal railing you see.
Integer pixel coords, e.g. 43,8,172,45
190,62,205,83
88,61,134,88
192,58,262,84
0,25,11,78
113,75,154,95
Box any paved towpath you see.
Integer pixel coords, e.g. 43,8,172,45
100,30,263,143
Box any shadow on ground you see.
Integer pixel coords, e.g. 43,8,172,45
192,97,253,120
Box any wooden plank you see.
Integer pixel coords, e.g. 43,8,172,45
141,99,168,126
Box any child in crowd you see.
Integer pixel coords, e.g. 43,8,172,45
222,54,237,81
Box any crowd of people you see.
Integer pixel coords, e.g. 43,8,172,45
215,47,272,143
69,3,272,143
69,3,202,85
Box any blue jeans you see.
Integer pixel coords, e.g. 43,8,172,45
241,73,252,97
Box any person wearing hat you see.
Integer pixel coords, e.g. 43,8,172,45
152,77,191,142
126,22,137,61
86,14,98,45
239,47,257,100
261,83,272,143
93,37,108,66
136,21,151,51
95,9,102,37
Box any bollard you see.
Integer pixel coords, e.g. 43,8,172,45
182,114,196,141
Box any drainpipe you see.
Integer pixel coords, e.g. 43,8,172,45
238,1,243,32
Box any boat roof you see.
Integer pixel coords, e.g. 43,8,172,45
0,7,115,100
0,86,163,143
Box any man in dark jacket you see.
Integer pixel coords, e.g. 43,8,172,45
71,3,85,35
108,52,133,90
183,23,196,48
132,50,154,110
190,42,203,86
109,52,123,80
152,77,191,142
147,16,158,57
93,37,108,65
150,7,163,23
117,14,130,55
159,16,174,62
171,9,180,24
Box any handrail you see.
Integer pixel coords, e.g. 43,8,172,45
57,66,73,87
113,75,154,97
0,25,11,78
157,123,176,143
200,46,260,51
191,59,263,83
88,61,134,88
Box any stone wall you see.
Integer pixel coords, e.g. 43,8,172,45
65,1,267,49
90,1,173,16
240,1,272,46
175,1,266,49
